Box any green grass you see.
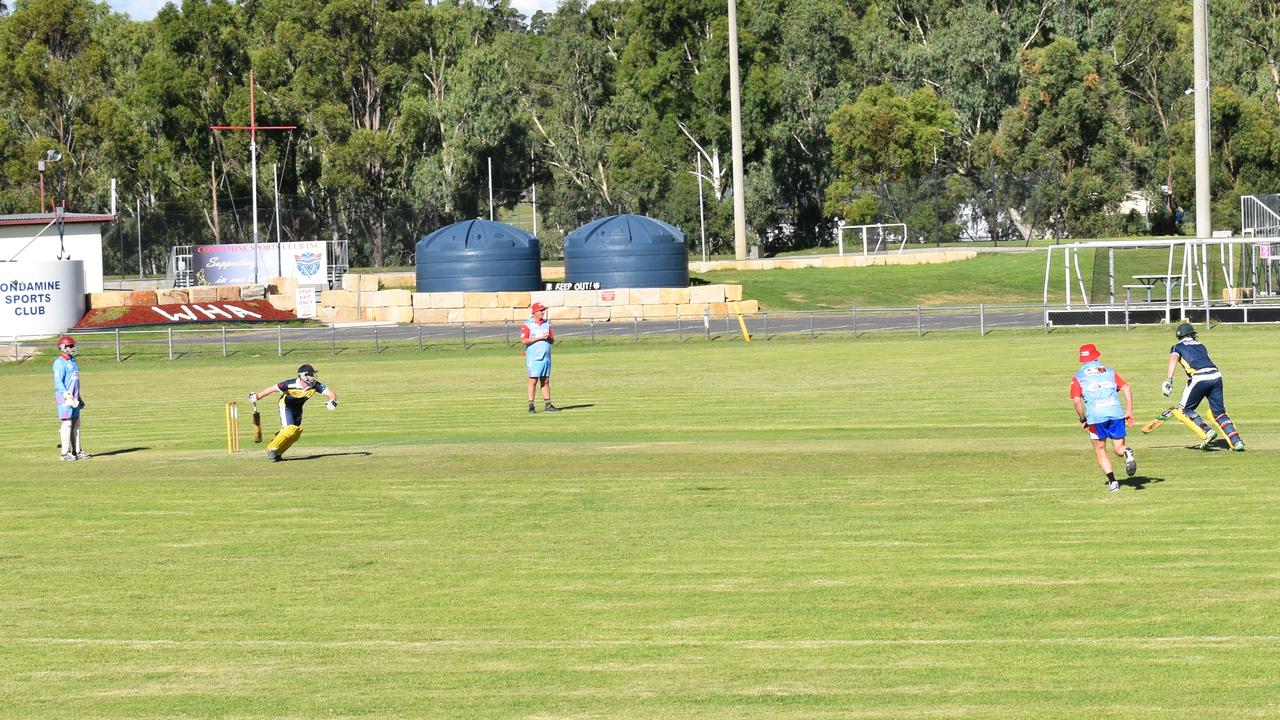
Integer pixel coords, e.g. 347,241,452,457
2,327,1278,718
695,251,1051,309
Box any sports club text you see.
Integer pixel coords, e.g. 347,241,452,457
1,279,62,316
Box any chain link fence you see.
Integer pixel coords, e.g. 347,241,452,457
14,300,1280,363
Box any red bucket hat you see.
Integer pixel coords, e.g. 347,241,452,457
1078,344,1101,363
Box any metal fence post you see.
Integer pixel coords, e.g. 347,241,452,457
809,311,815,339
167,327,174,360
676,308,682,343
221,327,228,356
1124,294,1131,331
762,310,768,341
417,324,424,351
1043,301,1050,334
590,319,596,345
633,317,639,343
704,308,711,341
373,325,380,353
114,327,121,362
916,305,922,337
851,307,857,338
330,324,337,355
504,319,510,348
461,321,467,349
979,304,985,336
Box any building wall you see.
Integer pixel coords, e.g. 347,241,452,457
0,223,105,293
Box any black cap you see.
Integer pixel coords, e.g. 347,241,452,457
297,363,317,375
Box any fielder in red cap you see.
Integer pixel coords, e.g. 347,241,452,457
1069,343,1136,492
521,302,558,413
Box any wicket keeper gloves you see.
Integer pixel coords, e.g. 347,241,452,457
326,399,337,411
248,392,257,403
1161,379,1173,397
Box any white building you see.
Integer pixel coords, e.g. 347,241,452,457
0,212,116,293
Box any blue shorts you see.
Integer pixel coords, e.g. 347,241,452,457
1088,418,1126,441
57,404,81,421
527,358,551,379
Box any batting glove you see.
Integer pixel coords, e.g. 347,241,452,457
326,399,338,411
248,391,258,403
62,393,76,407
1161,379,1173,397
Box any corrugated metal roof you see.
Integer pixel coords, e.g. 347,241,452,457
0,212,117,226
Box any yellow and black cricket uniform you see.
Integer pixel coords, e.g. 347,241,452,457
265,377,326,458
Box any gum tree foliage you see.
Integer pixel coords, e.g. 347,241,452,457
993,38,1134,239
0,0,1276,265
825,84,961,242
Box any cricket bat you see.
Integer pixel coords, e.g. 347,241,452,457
252,399,263,443
1142,406,1177,434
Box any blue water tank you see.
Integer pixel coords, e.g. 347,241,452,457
563,214,689,289
415,219,541,292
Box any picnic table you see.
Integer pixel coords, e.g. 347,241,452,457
1123,273,1183,302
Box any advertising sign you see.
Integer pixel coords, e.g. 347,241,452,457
0,260,86,338
192,241,328,285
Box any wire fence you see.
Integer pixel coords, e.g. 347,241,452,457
12,300,1280,363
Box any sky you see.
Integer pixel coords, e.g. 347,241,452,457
107,0,562,22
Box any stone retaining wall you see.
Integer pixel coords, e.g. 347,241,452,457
317,283,755,324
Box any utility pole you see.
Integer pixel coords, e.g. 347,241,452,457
211,69,296,282
211,162,221,243
727,0,748,260
1192,0,1211,239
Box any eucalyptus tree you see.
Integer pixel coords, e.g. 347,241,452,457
249,0,428,266
0,0,119,213
994,37,1134,239
825,84,961,241
522,0,625,232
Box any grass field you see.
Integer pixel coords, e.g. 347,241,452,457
2,327,1278,718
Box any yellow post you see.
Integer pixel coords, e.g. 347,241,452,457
732,301,751,343
225,401,239,453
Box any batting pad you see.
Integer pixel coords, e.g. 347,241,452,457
266,425,303,455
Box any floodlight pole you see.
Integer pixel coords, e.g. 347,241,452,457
211,69,297,283
727,0,748,260
1191,0,1211,239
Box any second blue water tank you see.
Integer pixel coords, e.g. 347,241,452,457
563,214,689,288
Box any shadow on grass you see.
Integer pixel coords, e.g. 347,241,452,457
92,447,150,457
552,404,595,411
1119,474,1165,491
284,451,373,461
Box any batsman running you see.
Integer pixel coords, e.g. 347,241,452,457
249,363,337,461
1161,323,1245,451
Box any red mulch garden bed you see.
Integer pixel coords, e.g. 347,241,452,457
75,299,296,329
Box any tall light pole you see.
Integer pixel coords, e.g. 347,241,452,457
1191,0,1211,239
727,0,748,260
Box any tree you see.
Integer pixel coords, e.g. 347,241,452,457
993,38,1134,238
825,84,959,241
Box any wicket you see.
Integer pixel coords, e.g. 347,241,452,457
225,401,239,453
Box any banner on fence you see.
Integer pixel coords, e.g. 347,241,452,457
74,300,296,329
191,241,328,285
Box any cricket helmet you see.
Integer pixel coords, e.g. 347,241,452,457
297,363,317,376
1175,322,1196,339
57,335,75,348
531,302,547,313
1078,343,1101,363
